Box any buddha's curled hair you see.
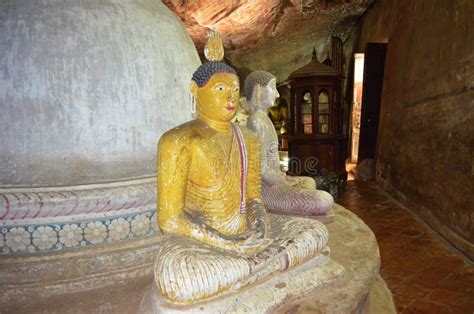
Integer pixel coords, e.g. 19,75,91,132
244,70,276,102
191,61,237,87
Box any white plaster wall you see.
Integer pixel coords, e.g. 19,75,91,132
0,0,200,187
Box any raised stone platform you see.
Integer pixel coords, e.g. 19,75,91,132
141,255,344,313
277,204,396,313
1,204,395,313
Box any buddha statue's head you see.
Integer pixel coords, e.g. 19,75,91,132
190,61,240,123
244,70,280,112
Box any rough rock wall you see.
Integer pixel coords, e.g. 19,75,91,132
355,0,473,259
163,0,373,82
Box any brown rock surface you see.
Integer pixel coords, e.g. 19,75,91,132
163,0,373,81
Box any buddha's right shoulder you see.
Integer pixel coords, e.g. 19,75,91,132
158,120,203,146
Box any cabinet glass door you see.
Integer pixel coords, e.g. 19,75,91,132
301,90,313,134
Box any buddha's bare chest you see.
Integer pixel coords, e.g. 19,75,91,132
189,135,239,186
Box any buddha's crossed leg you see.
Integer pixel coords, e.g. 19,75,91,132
154,214,329,304
263,184,334,215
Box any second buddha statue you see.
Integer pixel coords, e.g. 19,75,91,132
244,70,334,218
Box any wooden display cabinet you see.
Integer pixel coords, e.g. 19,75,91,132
287,49,347,182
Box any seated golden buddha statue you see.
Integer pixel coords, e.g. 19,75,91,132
244,71,334,218
154,31,331,305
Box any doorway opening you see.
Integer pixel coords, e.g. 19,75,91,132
347,53,365,180
347,43,387,181
351,53,365,163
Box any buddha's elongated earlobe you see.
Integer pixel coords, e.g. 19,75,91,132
191,94,196,114
189,81,198,114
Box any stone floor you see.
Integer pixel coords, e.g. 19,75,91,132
338,181,474,314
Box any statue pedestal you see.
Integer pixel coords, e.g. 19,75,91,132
3,204,395,313
141,204,396,314
277,204,396,313
141,254,345,313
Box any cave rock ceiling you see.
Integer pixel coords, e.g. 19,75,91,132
164,0,373,82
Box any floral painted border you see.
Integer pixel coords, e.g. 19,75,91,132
0,209,160,255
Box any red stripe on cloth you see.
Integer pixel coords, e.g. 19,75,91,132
232,124,247,214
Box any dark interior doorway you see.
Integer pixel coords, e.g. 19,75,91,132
357,43,387,163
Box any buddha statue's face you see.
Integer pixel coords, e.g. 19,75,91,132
190,72,240,122
250,78,280,111
264,78,280,107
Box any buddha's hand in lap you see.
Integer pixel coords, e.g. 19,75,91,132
225,225,272,254
235,233,274,255
247,198,269,239
255,216,267,239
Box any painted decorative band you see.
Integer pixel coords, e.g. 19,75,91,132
0,178,156,221
0,209,160,255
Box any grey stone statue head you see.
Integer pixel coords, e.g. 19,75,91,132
244,70,279,111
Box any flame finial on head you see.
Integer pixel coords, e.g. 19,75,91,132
204,28,224,62
191,28,236,87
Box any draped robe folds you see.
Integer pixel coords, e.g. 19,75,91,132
246,110,334,215
155,214,329,303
